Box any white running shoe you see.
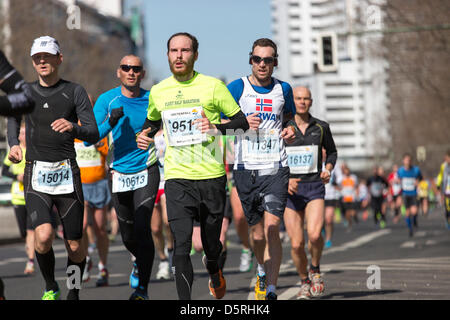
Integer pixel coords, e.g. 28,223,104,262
239,249,253,273
309,271,325,297
156,260,171,280
297,282,311,300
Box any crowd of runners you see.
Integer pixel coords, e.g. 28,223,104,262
0,33,449,301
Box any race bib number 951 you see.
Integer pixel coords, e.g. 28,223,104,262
162,107,206,147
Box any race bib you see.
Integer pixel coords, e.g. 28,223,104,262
162,107,206,147
286,145,318,174
392,183,402,196
112,169,148,193
75,143,101,168
32,160,74,195
242,129,280,163
402,177,416,191
445,178,450,196
370,182,383,197
342,187,355,202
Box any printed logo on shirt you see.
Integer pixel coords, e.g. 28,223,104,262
256,98,272,112
43,103,49,109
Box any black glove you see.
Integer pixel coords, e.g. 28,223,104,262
109,106,124,127
6,81,35,114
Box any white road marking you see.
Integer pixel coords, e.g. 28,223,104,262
248,229,392,300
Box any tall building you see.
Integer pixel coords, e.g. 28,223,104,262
271,0,390,172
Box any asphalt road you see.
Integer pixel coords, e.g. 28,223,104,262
1,206,449,301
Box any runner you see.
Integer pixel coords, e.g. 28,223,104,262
367,166,389,228
227,38,296,300
436,150,450,229
387,164,402,224
75,96,111,287
357,178,370,221
90,54,159,300
338,164,359,231
417,177,430,217
136,32,250,300
323,149,340,249
397,153,423,237
283,86,337,299
151,129,173,280
0,48,36,300
2,124,35,274
7,36,99,300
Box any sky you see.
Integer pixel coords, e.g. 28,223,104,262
125,0,272,84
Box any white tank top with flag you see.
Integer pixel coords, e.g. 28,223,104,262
234,77,288,170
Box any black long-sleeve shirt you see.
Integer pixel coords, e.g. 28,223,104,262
8,79,99,162
287,114,338,182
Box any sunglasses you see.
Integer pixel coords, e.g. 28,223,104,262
120,65,143,73
250,55,276,65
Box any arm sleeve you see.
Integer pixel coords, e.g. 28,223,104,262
141,118,162,138
215,110,249,135
1,154,15,180
323,124,337,168
7,115,21,147
72,85,99,144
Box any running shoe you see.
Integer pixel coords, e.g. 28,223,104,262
309,271,325,297
82,256,92,282
255,274,267,300
324,239,332,249
379,220,386,229
129,289,148,300
156,260,171,280
41,289,60,300
96,268,109,287
24,260,35,274
297,281,311,300
129,263,139,289
266,292,277,300
208,270,226,299
239,249,254,273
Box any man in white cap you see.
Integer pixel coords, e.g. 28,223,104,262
7,36,99,300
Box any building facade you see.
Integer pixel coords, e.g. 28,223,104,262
271,0,390,172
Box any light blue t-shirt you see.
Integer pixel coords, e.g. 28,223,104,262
87,86,156,174
397,166,422,196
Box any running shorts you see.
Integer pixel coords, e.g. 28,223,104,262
286,181,325,211
233,166,289,226
24,160,84,240
82,178,111,209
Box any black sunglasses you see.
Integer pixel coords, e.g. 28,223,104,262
250,55,276,65
120,65,143,73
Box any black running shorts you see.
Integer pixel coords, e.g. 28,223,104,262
24,160,84,240
233,166,290,226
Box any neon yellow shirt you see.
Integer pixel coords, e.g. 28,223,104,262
147,72,241,180
3,148,26,205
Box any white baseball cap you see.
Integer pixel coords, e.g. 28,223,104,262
30,36,61,57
